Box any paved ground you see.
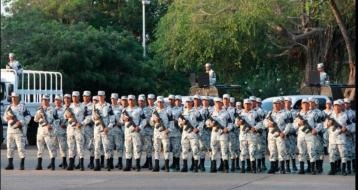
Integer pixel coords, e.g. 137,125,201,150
1,146,355,190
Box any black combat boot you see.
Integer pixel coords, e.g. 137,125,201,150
94,159,101,171
336,159,341,173
36,157,43,170
169,157,175,169
88,156,94,169
47,162,52,169
305,160,311,173
285,160,291,173
267,161,275,174
100,155,105,168
20,158,25,170
210,160,217,173
175,157,180,171
50,158,55,170
136,159,141,172
275,160,279,172
257,159,262,172
110,157,114,169
246,159,251,172
230,159,235,172
352,159,356,173
262,157,267,171
200,158,206,172
347,160,352,174
181,159,188,172
223,160,229,173
116,157,122,169
152,159,159,172
161,164,166,171
328,162,336,175
317,160,322,174
311,162,316,175
279,161,285,174
67,158,74,171
241,160,246,173
142,157,149,168
236,158,241,170
5,158,14,170
123,159,131,171
148,157,153,170
164,159,169,172
251,160,256,173
75,158,80,169
342,162,347,176
62,157,68,169
189,157,194,171
80,158,84,171
218,159,224,171
298,161,305,174
193,159,198,173
292,159,297,172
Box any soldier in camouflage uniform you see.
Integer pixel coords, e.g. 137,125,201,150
170,95,183,171
3,92,31,170
206,97,232,173
198,96,213,172
282,97,297,173
342,98,355,174
150,96,172,172
34,94,57,170
323,99,333,156
64,91,86,171
255,97,267,171
236,99,262,173
293,98,324,175
92,91,115,171
80,91,95,169
308,97,325,174
121,95,145,172
324,99,355,176
263,97,291,174
52,95,68,169
141,94,155,169
109,93,124,170
178,97,201,172
223,94,238,172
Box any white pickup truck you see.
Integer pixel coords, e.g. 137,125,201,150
1,69,63,145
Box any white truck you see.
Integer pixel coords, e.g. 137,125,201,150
1,69,63,145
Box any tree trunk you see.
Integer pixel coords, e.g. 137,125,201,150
329,0,356,99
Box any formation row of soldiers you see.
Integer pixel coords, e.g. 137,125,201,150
3,91,356,176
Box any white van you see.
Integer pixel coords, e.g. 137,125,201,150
261,95,331,112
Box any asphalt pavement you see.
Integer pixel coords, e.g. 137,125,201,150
1,146,355,190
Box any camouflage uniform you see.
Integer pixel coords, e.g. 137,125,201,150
170,103,183,170
121,105,145,171
344,106,355,173
150,102,172,172
92,100,115,170
34,102,57,170
109,104,124,163
284,108,297,172
179,106,201,172
293,106,324,174
206,105,232,172
3,101,31,170
141,105,155,168
198,105,213,169
53,104,68,166
81,102,95,162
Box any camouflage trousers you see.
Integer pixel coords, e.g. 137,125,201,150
109,127,124,158
316,134,324,160
54,134,67,157
239,139,257,161
285,134,297,160
37,133,57,158
94,132,111,159
199,134,210,159
67,130,84,158
7,133,26,158
228,133,239,159
210,133,229,160
83,126,94,157
297,134,318,162
124,133,142,159
346,136,355,160
329,144,347,163
268,135,287,162
153,135,170,160
170,136,181,158
181,133,200,160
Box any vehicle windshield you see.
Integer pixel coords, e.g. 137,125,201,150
0,82,5,101
261,101,272,112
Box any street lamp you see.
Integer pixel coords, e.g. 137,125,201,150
142,0,150,57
